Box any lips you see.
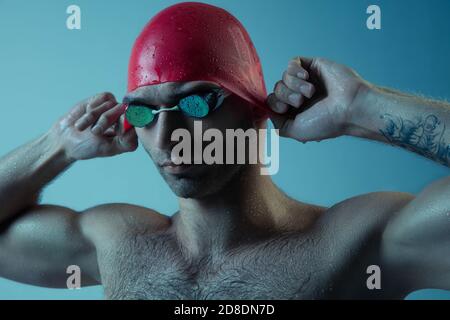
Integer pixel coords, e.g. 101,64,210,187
160,160,197,175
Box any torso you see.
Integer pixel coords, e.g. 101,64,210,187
100,230,336,300
91,192,411,300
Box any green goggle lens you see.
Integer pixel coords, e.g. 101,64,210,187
125,91,225,127
178,95,210,118
125,105,155,127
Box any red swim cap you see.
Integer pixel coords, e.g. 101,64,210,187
124,2,268,131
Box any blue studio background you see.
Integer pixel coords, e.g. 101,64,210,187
0,0,449,299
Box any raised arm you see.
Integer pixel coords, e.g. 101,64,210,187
349,86,450,166
268,56,450,167
267,57,450,292
0,93,137,287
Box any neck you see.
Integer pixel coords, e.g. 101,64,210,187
173,165,290,260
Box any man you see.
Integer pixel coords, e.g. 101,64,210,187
0,2,448,299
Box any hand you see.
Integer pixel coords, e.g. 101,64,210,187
267,57,369,142
48,92,138,161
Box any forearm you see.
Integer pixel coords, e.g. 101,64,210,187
0,130,74,223
347,85,450,166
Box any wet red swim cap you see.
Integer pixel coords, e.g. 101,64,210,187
124,2,268,131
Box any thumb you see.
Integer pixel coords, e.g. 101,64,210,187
269,113,299,140
269,112,288,133
116,128,138,153
296,56,331,73
295,56,314,70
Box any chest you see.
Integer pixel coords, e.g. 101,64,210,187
98,231,350,300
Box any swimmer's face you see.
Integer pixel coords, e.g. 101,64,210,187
124,81,262,199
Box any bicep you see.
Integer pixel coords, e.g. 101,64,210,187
0,204,99,288
382,176,450,290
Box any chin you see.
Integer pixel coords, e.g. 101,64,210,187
160,164,243,199
167,177,212,198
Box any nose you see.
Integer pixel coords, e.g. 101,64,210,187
152,109,185,150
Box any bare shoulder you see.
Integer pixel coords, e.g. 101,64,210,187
329,190,414,213
284,191,414,235
322,191,416,230
77,203,172,244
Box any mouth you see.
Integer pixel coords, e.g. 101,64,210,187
159,160,197,175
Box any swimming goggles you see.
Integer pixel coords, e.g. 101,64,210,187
125,89,231,128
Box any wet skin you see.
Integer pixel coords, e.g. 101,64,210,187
0,58,449,299
88,194,413,299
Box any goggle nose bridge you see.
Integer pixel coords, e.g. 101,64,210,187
151,105,180,115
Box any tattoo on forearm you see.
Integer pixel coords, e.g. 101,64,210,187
379,113,450,166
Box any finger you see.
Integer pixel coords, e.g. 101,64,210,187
287,59,309,80
293,56,315,70
64,93,115,125
86,92,116,112
282,71,315,99
296,56,335,81
114,126,138,153
267,93,289,114
274,80,305,108
103,122,118,137
292,56,335,76
91,103,127,136
66,103,88,125
95,127,138,157
74,100,116,131
118,113,126,135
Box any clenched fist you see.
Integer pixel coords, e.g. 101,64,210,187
267,57,370,142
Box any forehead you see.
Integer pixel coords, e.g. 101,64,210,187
124,81,220,105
